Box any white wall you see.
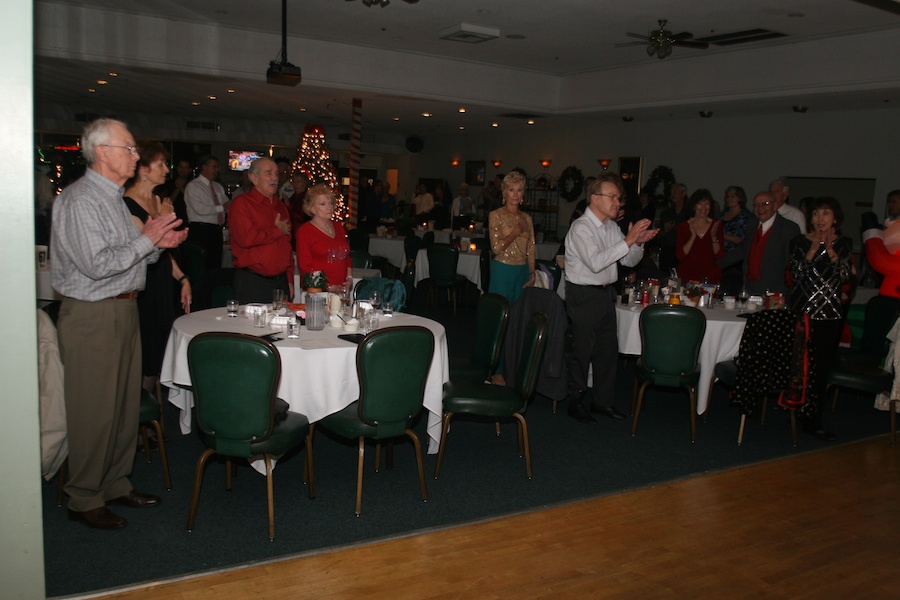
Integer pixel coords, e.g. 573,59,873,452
0,1,46,598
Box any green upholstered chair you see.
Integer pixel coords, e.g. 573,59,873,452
631,304,706,443
139,388,172,491
426,243,466,314
186,332,313,540
827,295,899,413
448,293,510,382
350,250,373,269
354,277,407,313
435,312,548,480
314,326,435,516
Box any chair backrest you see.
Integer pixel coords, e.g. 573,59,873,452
354,277,407,312
404,234,424,263
350,250,373,269
422,231,435,248
357,326,435,438
179,241,207,286
535,259,561,291
730,309,799,408
638,305,706,387
187,332,281,457
347,228,370,252
861,295,900,358
512,312,549,406
472,293,511,372
426,243,460,286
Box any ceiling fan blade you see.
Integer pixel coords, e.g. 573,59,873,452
626,32,650,41
672,40,709,49
670,31,694,41
615,41,651,48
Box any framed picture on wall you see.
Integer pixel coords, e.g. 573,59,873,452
618,156,643,199
465,160,486,187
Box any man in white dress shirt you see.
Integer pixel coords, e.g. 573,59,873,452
450,182,475,228
769,179,807,234
185,154,229,268
564,173,658,424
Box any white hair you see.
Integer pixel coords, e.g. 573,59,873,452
81,118,128,165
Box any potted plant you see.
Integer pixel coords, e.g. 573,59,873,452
303,270,328,293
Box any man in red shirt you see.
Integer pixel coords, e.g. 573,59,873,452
229,157,293,303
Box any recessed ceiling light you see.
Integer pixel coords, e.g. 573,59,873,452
422,112,433,118
191,101,200,106
108,72,117,77
491,122,499,127
87,88,96,93
506,34,525,40
458,107,466,113
526,119,535,125
227,89,236,93
458,125,465,130
96,80,108,85
298,107,306,112
207,95,217,100
393,117,400,121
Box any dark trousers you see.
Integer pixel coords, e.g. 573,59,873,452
234,268,289,305
188,222,224,270
806,318,843,429
565,282,620,410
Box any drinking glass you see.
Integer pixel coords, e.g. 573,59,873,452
362,310,379,335
253,307,267,328
368,290,382,312
226,299,239,318
272,289,284,311
737,287,749,309
382,301,393,317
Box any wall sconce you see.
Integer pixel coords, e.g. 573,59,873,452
450,159,460,167
598,158,612,170
539,159,552,170
492,160,502,168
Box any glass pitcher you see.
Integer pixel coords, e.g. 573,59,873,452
306,294,326,331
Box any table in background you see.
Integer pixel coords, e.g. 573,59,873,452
615,304,747,414
160,308,449,455
368,236,407,270
414,229,485,244
414,247,482,292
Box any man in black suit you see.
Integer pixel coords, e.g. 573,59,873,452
718,191,800,296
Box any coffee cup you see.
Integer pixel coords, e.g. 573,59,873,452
724,296,736,310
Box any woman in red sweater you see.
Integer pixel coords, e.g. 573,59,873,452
296,184,352,293
676,188,724,283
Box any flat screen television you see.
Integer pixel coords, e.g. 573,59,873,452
228,150,263,171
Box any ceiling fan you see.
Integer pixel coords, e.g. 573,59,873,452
616,19,709,59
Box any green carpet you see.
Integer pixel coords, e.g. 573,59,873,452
42,294,892,598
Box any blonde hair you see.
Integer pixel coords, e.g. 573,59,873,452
303,183,335,216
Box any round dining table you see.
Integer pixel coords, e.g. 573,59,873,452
160,307,450,457
615,303,748,414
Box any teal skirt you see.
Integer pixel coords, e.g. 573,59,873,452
489,261,530,304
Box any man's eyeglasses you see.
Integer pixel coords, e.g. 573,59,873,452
100,144,139,155
753,200,773,208
593,192,623,202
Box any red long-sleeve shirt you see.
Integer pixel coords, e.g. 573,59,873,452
229,188,293,278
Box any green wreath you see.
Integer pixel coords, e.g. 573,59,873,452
558,166,584,202
644,165,676,202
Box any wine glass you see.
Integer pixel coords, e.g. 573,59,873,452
226,299,239,318
737,287,749,309
368,290,382,312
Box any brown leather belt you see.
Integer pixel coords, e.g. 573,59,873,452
114,291,139,300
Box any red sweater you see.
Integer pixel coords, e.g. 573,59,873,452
865,235,900,298
229,188,293,278
296,220,352,288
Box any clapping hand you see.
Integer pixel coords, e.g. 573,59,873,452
625,218,659,246
143,213,188,248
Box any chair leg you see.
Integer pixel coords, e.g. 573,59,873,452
515,418,524,457
631,381,651,436
226,458,234,491
495,419,501,437
737,414,747,446
155,378,166,437
355,437,365,516
631,377,640,417
760,395,768,425
433,411,454,479
264,455,275,540
149,419,172,491
405,429,429,503
687,386,697,443
891,399,897,447
790,409,797,447
512,413,532,479
374,442,381,473
140,425,152,463
305,432,316,499
552,399,558,414
187,448,216,532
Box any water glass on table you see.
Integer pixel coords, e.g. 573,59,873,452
253,307,268,328
226,299,239,318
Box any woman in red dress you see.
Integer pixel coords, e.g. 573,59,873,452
295,184,352,293
676,189,724,283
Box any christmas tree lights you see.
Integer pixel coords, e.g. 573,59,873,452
292,124,347,224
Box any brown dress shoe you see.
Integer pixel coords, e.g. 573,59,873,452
109,489,162,508
68,506,127,529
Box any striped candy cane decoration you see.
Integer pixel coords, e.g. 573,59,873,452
348,98,362,227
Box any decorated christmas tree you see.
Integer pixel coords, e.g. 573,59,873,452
293,124,347,223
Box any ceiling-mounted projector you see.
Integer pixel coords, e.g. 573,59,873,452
267,61,302,86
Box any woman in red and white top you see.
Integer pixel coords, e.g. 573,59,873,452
295,184,352,293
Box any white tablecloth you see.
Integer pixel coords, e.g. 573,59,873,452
160,308,449,456
414,248,482,292
368,237,407,270
615,304,747,414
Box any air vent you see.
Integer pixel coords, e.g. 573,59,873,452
186,121,219,131
695,29,786,47
440,23,500,44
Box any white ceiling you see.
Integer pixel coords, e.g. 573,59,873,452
33,0,900,138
